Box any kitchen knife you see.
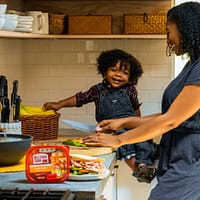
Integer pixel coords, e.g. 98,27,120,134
11,80,18,107
11,80,20,121
13,95,20,121
0,76,10,122
62,119,96,133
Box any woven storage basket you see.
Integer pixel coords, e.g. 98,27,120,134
124,13,166,34
68,15,112,35
20,113,60,141
49,13,66,34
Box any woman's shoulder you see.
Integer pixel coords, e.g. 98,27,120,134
186,58,200,82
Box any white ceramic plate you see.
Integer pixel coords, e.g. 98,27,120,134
68,168,110,181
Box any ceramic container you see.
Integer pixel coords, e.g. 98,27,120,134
26,11,45,34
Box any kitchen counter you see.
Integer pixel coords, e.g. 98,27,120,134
0,152,117,200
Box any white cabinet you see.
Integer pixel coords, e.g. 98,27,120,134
101,164,118,200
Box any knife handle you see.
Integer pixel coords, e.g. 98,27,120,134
13,95,20,121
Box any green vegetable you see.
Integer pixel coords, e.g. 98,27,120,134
63,139,87,147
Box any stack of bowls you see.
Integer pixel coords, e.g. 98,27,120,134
2,14,18,31
0,4,7,30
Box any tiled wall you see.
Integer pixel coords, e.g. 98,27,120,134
0,38,172,128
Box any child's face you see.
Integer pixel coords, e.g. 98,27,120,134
105,61,130,88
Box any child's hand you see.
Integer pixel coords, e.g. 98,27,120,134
43,102,60,111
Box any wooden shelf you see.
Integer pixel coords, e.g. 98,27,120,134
0,30,166,39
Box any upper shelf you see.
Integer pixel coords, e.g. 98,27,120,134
0,30,166,39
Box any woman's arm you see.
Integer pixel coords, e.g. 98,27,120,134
98,113,161,131
84,84,200,147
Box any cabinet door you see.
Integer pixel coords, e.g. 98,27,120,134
101,164,118,200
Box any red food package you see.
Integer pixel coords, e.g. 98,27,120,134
26,145,70,183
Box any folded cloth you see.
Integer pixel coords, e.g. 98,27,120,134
18,16,33,21
15,27,33,32
17,21,33,26
0,157,25,173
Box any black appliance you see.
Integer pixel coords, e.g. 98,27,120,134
0,188,76,200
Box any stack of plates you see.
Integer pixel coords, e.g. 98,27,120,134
15,15,33,32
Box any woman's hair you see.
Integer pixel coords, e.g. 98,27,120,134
97,49,143,85
167,2,200,62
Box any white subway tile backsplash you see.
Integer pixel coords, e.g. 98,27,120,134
73,40,86,51
150,39,167,52
47,89,75,100
62,52,85,64
141,103,161,115
22,89,49,104
99,40,112,51
36,77,63,89
87,52,99,64
110,40,125,49
23,65,49,77
48,39,74,52
49,64,74,77
23,53,37,65
37,52,62,65
0,54,10,67
74,64,96,77
23,40,50,52
64,77,87,90
138,52,163,65
149,65,171,77
85,40,95,51
138,90,150,103
138,77,171,90
86,77,102,89
133,39,151,52
149,90,163,103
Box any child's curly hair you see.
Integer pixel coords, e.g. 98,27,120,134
97,49,143,85
167,2,200,62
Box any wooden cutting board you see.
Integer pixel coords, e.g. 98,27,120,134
33,137,114,156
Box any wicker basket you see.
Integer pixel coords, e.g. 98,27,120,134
20,113,60,141
124,13,166,34
49,13,66,34
68,15,112,35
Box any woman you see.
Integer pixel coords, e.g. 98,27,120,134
83,2,200,200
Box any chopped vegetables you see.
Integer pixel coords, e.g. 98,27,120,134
63,139,87,147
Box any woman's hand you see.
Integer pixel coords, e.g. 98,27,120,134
83,133,122,148
98,117,130,132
